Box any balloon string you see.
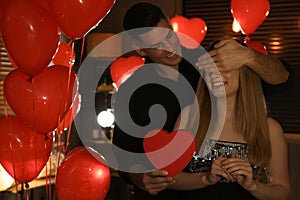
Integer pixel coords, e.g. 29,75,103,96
31,78,37,131
57,133,64,166
45,154,52,200
66,59,73,111
3,96,8,118
45,159,49,200
80,36,86,65
64,45,77,153
7,120,18,193
71,41,75,68
56,134,61,164
53,133,62,200
34,131,38,197
56,42,75,135
244,35,251,42
24,183,29,200
68,40,73,46
62,68,74,154
68,40,75,68
64,124,72,154
14,181,19,196
57,120,63,135
49,155,52,200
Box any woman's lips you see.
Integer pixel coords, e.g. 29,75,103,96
212,80,228,89
167,52,177,58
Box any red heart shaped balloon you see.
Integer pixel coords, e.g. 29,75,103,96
0,116,53,183
110,56,145,87
170,16,207,49
231,0,270,35
143,129,195,177
56,146,111,200
245,40,268,55
1,0,60,76
47,0,115,39
4,65,77,133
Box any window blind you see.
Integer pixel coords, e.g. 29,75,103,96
0,38,15,116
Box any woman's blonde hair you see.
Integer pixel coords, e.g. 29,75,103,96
195,67,271,167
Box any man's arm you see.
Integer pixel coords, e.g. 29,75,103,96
197,38,290,85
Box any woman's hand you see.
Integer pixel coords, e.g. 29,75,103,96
221,156,257,191
205,157,232,185
129,170,175,195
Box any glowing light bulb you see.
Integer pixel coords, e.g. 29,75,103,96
173,22,179,32
97,110,114,128
232,18,241,33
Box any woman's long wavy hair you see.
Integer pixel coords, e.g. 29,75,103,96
195,64,271,167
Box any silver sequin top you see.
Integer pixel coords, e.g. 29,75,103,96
184,139,269,184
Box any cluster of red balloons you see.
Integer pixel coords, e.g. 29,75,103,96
0,0,115,197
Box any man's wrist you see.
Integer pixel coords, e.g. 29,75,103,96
244,46,257,69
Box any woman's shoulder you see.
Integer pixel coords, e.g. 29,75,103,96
266,117,286,144
267,117,283,133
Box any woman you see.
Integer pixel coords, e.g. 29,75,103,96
170,44,291,199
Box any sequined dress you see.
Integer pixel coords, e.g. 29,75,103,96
182,139,269,200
